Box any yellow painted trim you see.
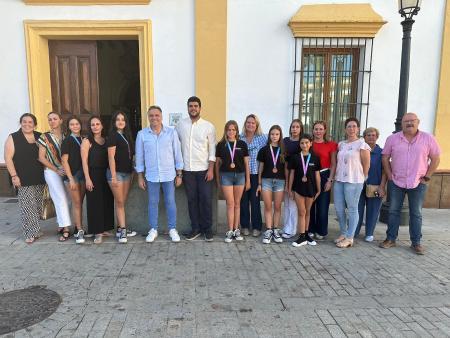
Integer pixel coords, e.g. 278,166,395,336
24,20,153,130
435,1,450,170
195,0,227,137
289,4,386,38
24,0,150,5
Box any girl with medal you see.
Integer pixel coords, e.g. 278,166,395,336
37,112,72,242
215,120,250,243
287,134,321,247
256,125,286,244
61,116,86,244
106,111,136,244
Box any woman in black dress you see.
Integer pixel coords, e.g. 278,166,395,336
288,134,321,247
4,113,45,243
80,116,114,243
61,116,86,244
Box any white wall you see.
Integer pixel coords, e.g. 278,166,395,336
227,0,446,145
0,0,195,160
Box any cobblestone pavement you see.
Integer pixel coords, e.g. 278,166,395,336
1,197,450,337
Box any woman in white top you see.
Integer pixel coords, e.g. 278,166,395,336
333,117,370,248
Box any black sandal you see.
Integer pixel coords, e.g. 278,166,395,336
59,230,70,242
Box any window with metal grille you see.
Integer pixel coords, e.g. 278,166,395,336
292,37,373,141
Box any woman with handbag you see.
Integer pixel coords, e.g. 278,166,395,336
4,113,45,243
38,112,72,241
333,117,371,248
354,127,387,242
81,116,115,244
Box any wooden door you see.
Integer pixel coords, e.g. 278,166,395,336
49,40,99,131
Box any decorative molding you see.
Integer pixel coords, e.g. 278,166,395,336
434,1,450,169
24,20,153,129
24,0,150,5
195,0,227,138
289,4,386,38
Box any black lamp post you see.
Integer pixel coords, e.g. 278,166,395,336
395,0,422,131
379,0,422,225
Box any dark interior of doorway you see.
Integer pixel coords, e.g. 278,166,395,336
98,40,141,138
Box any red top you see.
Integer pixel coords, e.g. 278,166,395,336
312,141,338,169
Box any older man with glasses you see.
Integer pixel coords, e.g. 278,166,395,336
380,113,441,255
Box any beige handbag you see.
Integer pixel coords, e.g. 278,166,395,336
365,184,380,198
40,185,56,220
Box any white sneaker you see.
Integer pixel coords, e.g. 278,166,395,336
169,229,180,242
146,229,158,243
315,233,324,240
234,229,244,241
224,230,234,243
75,230,85,244
262,230,273,244
273,228,283,243
282,233,295,239
365,235,374,242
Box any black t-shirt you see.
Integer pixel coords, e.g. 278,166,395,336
257,145,285,180
215,139,249,173
283,137,300,163
61,135,82,174
288,152,321,197
106,132,133,173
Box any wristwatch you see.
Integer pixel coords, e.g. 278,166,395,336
176,173,183,178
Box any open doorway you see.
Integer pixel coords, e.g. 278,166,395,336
48,39,141,137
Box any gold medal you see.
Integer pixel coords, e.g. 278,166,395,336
272,168,278,173
302,176,307,182
230,163,236,169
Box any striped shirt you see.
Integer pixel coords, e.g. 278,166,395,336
37,132,64,168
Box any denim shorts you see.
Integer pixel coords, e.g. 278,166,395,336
261,178,285,192
220,172,245,186
106,169,131,182
64,169,85,183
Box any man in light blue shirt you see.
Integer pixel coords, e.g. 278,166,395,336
135,105,184,242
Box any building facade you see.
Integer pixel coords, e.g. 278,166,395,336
0,0,449,207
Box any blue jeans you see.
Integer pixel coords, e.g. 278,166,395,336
355,187,382,237
309,170,331,236
334,181,364,238
386,180,427,245
147,180,177,231
240,174,262,230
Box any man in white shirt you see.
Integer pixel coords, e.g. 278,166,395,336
176,96,216,241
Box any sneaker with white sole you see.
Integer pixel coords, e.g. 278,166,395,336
262,230,273,244
292,234,307,247
224,230,234,243
364,235,374,242
273,228,283,243
306,233,317,246
169,229,180,242
75,229,85,244
314,233,324,240
116,228,137,238
118,228,128,243
242,228,250,236
234,229,244,241
252,229,261,237
146,229,158,243
282,232,295,239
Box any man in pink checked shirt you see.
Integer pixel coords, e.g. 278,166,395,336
379,113,441,255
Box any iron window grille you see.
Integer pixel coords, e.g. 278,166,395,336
292,37,374,141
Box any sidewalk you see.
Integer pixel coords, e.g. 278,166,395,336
1,197,450,337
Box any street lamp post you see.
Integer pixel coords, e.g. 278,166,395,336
379,0,422,224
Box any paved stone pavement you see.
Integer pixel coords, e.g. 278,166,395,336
1,197,450,337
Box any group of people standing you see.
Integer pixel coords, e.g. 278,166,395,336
4,98,441,254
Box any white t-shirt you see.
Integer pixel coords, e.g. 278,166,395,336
335,138,371,184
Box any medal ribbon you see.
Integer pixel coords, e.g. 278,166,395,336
300,153,311,177
118,132,131,159
270,145,280,169
71,134,81,147
226,140,237,164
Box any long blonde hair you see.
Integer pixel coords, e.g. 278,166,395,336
220,120,240,143
242,114,263,136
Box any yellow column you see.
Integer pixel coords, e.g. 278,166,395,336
195,0,227,136
435,1,450,169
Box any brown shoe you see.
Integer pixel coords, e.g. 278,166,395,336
411,244,425,255
379,239,396,248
